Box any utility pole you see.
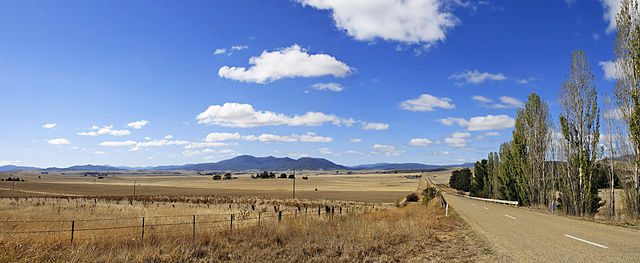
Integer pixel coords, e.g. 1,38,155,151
292,167,296,199
133,180,136,197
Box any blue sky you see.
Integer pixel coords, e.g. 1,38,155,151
0,0,623,167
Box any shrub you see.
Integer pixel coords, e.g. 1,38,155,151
422,187,438,204
406,193,419,202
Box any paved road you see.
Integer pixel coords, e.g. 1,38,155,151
428,172,640,262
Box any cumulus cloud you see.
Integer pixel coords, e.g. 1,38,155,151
213,48,227,55
99,140,138,147
484,131,499,136
296,0,458,45
312,82,344,92
184,142,228,149
48,138,70,145
473,96,523,108
202,131,332,143
231,45,248,51
409,138,433,146
127,120,149,129
350,138,362,143
205,132,246,142
439,115,515,131
196,103,347,128
299,132,333,142
361,122,389,130
164,135,174,139
472,95,493,103
600,0,622,33
444,132,471,148
450,70,507,85
218,44,351,83
372,144,403,156
196,102,383,131
42,123,56,129
599,60,620,80
78,125,131,137
400,93,455,112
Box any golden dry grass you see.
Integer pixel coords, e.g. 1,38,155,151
0,198,493,262
0,172,420,203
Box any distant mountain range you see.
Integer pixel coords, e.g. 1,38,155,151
0,155,473,172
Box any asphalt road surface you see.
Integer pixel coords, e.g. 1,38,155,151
429,173,640,262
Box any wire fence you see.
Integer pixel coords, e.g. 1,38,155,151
0,205,370,244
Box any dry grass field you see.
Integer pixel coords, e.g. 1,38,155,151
0,170,499,262
0,171,420,203
0,197,495,262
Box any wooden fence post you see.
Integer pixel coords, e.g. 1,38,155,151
230,214,234,231
258,212,261,226
192,215,196,240
278,211,282,222
70,220,75,245
141,217,145,243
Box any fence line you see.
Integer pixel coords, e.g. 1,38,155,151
1,205,375,244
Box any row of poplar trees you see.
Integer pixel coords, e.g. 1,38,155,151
472,0,640,219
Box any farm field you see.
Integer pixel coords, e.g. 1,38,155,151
0,170,499,262
0,171,421,203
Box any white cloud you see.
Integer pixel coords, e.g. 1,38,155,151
0,160,22,166
213,48,227,55
472,95,522,108
410,138,433,146
99,140,138,147
297,0,458,45
299,132,333,142
350,138,362,143
444,132,471,148
600,0,622,33
599,60,620,80
439,115,515,131
131,140,189,151
205,132,244,142
164,135,174,139
218,44,351,83
372,144,403,156
78,125,131,137
438,117,467,126
184,142,228,149
93,151,106,155
362,122,389,130
48,138,70,145
472,95,493,103
496,96,523,108
449,70,507,84
196,102,358,128
484,131,499,136
400,93,455,112
231,45,248,51
42,123,56,129
127,120,149,129
312,82,344,92
516,77,536,84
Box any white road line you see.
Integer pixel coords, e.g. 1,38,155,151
564,234,608,249
504,214,517,220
